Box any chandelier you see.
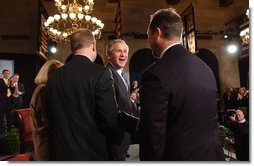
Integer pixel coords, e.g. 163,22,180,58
239,9,249,45
240,27,249,45
44,0,104,43
246,9,249,19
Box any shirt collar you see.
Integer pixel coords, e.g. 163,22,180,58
159,43,181,58
3,78,8,82
239,119,246,123
109,62,123,74
73,54,92,62
116,68,124,76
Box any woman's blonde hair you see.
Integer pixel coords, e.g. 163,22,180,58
35,59,63,85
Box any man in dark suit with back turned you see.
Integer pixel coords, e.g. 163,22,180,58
105,39,132,161
46,28,118,160
139,8,225,161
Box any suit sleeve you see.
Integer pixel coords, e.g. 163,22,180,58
20,83,25,95
0,80,6,94
95,69,118,134
139,69,168,160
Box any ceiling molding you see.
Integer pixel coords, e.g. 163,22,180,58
219,0,234,7
0,35,30,40
108,0,119,3
166,0,181,5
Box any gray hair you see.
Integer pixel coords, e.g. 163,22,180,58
105,39,129,56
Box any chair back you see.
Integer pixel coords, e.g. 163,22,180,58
13,108,34,153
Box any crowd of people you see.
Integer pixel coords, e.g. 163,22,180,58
0,7,249,161
0,70,25,135
223,109,249,161
221,86,249,161
223,86,249,118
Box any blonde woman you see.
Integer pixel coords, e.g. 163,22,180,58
30,59,63,161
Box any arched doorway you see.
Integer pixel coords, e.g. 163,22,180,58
95,54,104,66
196,48,220,93
129,48,157,88
196,48,222,114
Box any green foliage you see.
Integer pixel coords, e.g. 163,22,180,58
218,123,234,149
5,128,20,154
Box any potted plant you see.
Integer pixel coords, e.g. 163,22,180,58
4,128,20,155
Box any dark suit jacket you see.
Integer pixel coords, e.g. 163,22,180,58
0,78,9,133
139,44,225,161
226,120,249,161
10,82,25,108
106,63,132,160
106,63,132,115
223,92,237,110
46,55,118,161
0,78,8,103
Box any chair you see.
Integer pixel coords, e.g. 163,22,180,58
13,108,34,153
8,153,33,161
0,153,33,161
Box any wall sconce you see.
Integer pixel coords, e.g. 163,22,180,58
227,44,238,54
49,41,57,54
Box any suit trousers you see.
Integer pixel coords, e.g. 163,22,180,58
110,131,131,161
0,97,12,133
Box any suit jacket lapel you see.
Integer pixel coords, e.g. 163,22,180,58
107,64,129,94
0,78,8,88
107,64,132,113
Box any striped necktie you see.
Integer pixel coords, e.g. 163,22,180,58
121,70,128,91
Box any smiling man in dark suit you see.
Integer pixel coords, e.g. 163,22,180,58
46,28,118,161
139,8,225,161
105,39,132,161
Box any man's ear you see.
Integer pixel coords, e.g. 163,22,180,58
156,27,162,37
92,42,96,51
